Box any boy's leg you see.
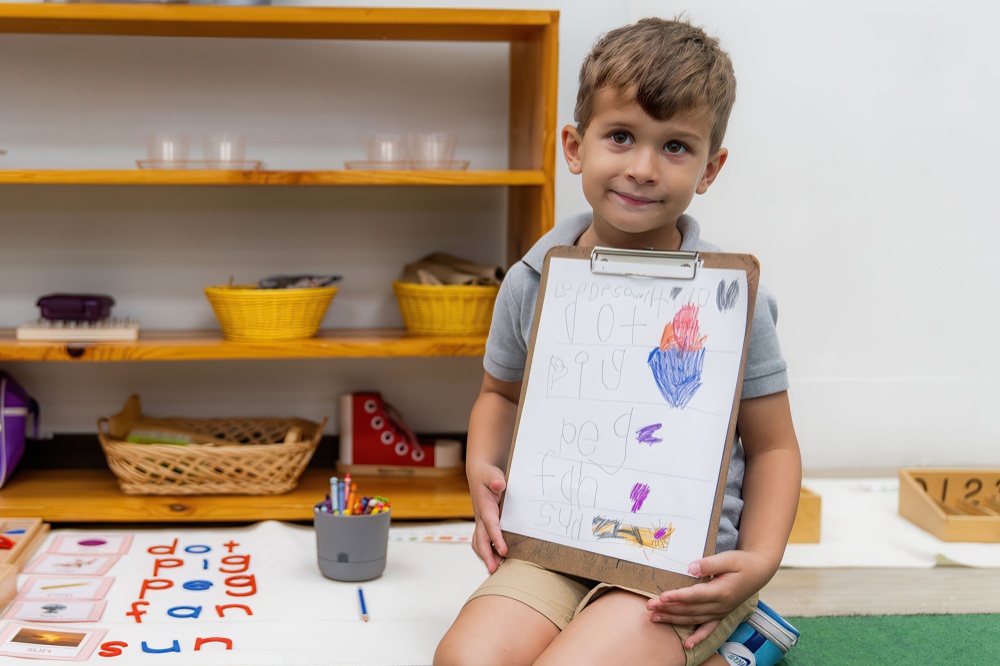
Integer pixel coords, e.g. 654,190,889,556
434,594,560,666
434,559,592,666
535,587,758,666
533,589,687,666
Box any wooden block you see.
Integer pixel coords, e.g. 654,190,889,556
0,517,49,571
0,564,16,610
898,468,1000,542
788,486,821,543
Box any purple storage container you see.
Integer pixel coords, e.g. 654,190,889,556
1,373,39,489
36,293,115,321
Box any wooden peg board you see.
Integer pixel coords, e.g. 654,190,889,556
0,517,49,571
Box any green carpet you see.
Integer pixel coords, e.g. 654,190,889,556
776,614,1000,665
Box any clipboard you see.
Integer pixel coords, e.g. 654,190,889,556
499,246,759,594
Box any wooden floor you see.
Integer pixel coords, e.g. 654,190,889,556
764,565,999,617
765,468,1000,617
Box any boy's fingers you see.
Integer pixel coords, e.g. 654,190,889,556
488,523,507,556
683,620,720,649
488,475,506,495
473,525,501,573
688,551,738,578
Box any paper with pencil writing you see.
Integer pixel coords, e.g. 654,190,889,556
500,255,749,578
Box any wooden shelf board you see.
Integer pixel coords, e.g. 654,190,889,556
0,169,546,187
0,468,473,523
0,328,486,361
0,5,558,41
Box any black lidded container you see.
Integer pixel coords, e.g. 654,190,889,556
36,294,115,322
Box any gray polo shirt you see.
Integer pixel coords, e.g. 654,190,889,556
485,212,789,553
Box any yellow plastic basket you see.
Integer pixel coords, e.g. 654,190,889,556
205,285,337,342
392,281,499,336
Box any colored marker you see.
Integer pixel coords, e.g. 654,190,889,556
330,476,340,514
358,587,369,622
345,484,357,516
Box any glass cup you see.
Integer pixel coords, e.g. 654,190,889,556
203,132,246,165
407,131,458,167
367,133,408,164
146,132,190,167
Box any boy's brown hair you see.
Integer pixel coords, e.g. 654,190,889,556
574,17,736,154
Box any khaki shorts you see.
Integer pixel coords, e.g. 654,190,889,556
467,558,758,666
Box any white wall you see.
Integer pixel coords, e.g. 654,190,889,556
2,0,997,470
624,0,1000,468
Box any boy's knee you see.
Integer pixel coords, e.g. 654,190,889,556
433,633,494,666
432,637,461,666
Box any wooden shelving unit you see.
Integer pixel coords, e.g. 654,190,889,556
0,4,558,522
0,329,486,361
0,469,473,523
0,169,546,187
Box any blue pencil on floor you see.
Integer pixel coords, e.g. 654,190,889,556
358,586,369,622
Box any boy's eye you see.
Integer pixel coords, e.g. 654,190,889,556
664,141,687,154
610,131,632,145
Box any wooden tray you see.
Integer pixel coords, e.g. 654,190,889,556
899,468,1000,542
0,517,49,571
0,564,16,610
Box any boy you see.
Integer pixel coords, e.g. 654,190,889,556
435,17,800,666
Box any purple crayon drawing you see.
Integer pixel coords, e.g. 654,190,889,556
630,483,651,512
648,304,707,409
635,423,663,445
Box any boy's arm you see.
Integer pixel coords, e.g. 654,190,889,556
733,389,802,574
466,372,522,573
646,390,801,645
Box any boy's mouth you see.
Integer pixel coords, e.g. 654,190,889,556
613,191,661,206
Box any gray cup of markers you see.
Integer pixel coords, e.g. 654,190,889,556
314,509,391,582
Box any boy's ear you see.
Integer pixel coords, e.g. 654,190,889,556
561,124,584,175
696,148,728,195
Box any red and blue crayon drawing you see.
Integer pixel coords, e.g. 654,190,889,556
647,304,707,409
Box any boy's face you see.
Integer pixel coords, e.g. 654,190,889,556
563,88,727,250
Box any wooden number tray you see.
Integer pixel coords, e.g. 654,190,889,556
898,468,1000,542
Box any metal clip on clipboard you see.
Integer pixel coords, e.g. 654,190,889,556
590,247,700,280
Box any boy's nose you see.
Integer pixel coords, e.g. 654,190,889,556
625,146,658,183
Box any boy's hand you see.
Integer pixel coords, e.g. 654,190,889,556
645,549,770,649
469,462,508,573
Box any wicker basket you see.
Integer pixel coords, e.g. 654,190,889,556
205,284,337,342
392,281,499,336
97,395,326,495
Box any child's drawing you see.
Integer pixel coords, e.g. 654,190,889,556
591,516,676,550
629,483,651,512
635,423,662,445
716,279,740,312
647,304,707,409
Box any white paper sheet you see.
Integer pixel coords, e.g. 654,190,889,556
501,257,749,575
